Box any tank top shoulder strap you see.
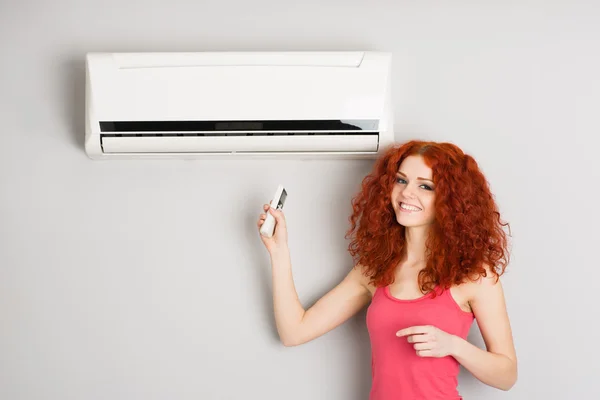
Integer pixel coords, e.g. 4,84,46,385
372,285,384,299
438,285,474,316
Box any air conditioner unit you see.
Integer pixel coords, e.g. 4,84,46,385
85,51,394,160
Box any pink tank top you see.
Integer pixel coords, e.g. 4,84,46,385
366,285,474,400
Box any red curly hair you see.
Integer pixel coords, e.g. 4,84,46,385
346,140,510,293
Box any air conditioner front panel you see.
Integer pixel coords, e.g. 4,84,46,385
88,53,389,122
100,134,379,154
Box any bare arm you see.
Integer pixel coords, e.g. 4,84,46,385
258,204,371,347
271,248,372,346
451,273,518,390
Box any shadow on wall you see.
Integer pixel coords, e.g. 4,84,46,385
64,59,86,151
348,307,373,400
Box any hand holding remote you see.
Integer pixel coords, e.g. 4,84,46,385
257,185,289,255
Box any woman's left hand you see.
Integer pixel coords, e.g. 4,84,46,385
396,325,459,358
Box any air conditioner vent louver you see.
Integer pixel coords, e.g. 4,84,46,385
100,132,379,154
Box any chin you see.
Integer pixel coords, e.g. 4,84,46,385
395,213,431,228
397,222,425,228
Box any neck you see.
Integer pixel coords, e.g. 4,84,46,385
402,225,430,264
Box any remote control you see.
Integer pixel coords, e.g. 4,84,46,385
260,184,287,238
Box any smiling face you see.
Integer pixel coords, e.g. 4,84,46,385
391,155,436,228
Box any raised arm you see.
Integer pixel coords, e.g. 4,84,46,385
258,205,372,347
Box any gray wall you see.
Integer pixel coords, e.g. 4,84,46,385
1,1,599,399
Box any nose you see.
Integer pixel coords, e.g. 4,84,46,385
401,184,416,199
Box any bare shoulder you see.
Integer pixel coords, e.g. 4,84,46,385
349,264,377,298
450,264,504,313
461,264,505,301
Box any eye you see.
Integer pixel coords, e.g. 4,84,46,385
396,177,434,191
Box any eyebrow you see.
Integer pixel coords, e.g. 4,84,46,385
396,171,434,183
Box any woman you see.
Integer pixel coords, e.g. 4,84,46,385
257,140,517,399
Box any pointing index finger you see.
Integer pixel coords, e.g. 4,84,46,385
396,325,430,337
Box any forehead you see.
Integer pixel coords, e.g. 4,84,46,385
397,155,432,178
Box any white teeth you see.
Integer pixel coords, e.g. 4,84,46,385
400,203,421,211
